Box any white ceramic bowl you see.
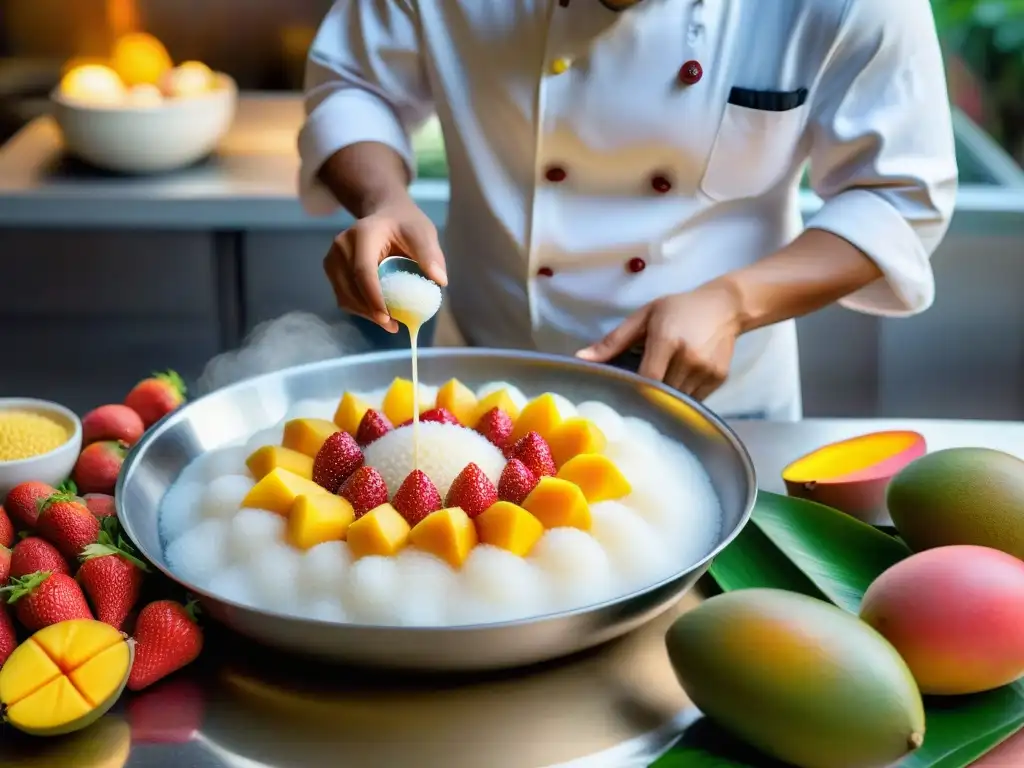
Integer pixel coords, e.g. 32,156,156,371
0,399,82,498
51,74,238,174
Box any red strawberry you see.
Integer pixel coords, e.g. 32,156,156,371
83,493,117,519
398,409,459,427
355,409,392,446
313,431,364,492
37,490,101,560
0,545,10,583
82,403,145,446
4,481,58,529
498,459,539,505
0,506,13,547
392,470,442,526
128,600,204,691
72,440,128,495
509,432,556,478
445,463,498,518
2,571,93,631
339,466,389,518
125,370,187,428
10,537,70,579
127,678,205,743
0,604,16,666
475,407,514,450
76,518,149,630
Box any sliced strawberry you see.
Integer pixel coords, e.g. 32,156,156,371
445,463,498,518
475,407,514,450
313,431,364,492
509,432,556,478
339,466,389,518
355,409,393,446
498,459,540,505
392,470,442,527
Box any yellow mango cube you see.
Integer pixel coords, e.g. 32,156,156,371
522,477,591,531
435,378,478,426
333,392,371,436
472,389,521,427
282,418,340,457
347,503,411,559
242,467,329,515
556,454,632,503
289,494,355,550
382,377,426,426
474,501,545,557
510,393,564,444
246,445,314,481
547,417,607,469
409,507,478,568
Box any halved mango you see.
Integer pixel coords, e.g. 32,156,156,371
282,418,340,458
472,389,520,427
435,378,478,426
409,507,478,568
246,445,315,481
347,503,411,559
781,431,926,526
522,477,591,531
382,378,426,426
334,392,371,436
547,417,607,469
242,467,330,516
0,619,134,736
556,454,632,503
475,501,544,557
510,393,564,444
288,494,355,550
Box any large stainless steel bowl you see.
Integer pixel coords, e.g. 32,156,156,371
117,349,756,671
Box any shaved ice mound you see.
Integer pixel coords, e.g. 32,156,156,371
362,421,506,498
158,377,726,629
380,271,443,321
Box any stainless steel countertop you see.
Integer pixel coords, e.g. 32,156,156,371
2,417,1018,768
1,94,1021,232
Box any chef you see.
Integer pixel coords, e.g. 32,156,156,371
298,0,957,421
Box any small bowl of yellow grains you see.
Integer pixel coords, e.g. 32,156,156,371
0,399,82,497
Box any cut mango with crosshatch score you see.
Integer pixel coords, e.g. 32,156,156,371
522,477,591,531
242,467,330,516
547,418,607,469
510,393,564,444
246,445,315,481
288,494,355,550
282,418,340,457
474,501,545,557
333,391,371,436
410,507,478,568
382,378,426,426
434,378,478,426
472,389,521,426
556,454,632,503
347,503,411,559
0,619,134,736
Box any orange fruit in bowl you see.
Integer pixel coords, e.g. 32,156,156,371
111,33,173,87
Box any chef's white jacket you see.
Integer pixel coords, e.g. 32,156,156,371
298,0,957,421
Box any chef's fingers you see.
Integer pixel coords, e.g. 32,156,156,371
398,221,448,287
323,241,362,313
576,305,651,362
637,335,675,382
692,375,725,402
351,221,399,331
664,354,693,392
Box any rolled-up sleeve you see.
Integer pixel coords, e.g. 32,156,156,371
298,0,434,215
805,0,957,316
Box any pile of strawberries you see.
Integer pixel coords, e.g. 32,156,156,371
316,402,557,528
0,370,203,692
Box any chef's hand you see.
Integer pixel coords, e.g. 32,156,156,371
323,195,448,332
575,281,744,401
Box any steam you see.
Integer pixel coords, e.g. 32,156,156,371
195,312,370,395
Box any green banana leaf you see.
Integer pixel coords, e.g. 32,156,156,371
652,491,1024,768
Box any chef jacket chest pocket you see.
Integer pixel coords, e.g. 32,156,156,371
699,87,811,202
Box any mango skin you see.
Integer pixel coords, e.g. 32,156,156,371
887,447,1024,559
860,545,1024,695
666,589,925,768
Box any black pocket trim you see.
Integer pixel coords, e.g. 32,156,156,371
727,87,808,112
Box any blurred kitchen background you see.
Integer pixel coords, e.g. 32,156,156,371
1,0,1023,417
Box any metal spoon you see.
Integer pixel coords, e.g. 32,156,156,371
378,255,428,281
